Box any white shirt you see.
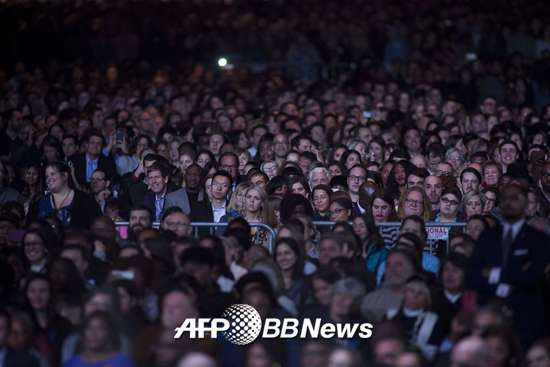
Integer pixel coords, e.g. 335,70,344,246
212,205,226,223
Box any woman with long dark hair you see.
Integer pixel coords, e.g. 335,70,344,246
273,237,306,310
27,162,101,228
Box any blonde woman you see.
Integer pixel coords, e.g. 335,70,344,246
243,185,270,249
227,182,251,217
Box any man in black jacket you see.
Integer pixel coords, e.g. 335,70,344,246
466,183,550,346
69,129,117,189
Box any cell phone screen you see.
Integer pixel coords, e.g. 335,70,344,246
117,226,128,240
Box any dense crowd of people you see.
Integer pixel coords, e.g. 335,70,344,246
1,0,550,367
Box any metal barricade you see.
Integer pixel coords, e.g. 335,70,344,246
312,221,467,255
114,221,277,253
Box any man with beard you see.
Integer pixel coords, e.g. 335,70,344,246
424,175,443,211
466,183,550,347
90,169,111,213
128,206,153,241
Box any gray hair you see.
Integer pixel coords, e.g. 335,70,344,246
331,277,366,301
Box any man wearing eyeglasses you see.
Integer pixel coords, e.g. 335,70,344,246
347,164,368,216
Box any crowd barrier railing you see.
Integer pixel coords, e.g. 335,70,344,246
115,221,466,256
312,221,467,255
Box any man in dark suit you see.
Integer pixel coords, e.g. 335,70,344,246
143,162,172,223
69,129,117,189
466,183,550,346
0,309,40,367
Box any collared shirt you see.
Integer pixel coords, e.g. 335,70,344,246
212,205,226,223
154,192,166,222
501,218,525,243
444,290,462,304
86,155,99,182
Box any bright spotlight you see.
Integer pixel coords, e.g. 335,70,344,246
218,58,228,67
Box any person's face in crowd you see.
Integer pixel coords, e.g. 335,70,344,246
393,164,407,186
396,352,424,367
471,114,488,133
183,259,213,287
473,311,500,336
447,152,464,171
461,172,480,194
116,286,134,314
435,162,453,177
83,316,111,353
442,261,464,293
313,189,330,213
8,317,30,350
347,166,366,195
211,175,231,201
499,144,518,166
298,156,313,174
482,190,497,214
275,242,297,272
485,335,510,367
252,127,267,148
245,188,262,214
162,291,198,329
300,341,329,367
185,165,202,191
249,172,267,187
262,162,278,179
352,217,368,241
163,212,191,237
291,182,308,198
246,343,273,367
24,233,46,264
147,169,168,194
500,185,528,222
331,147,345,162
466,218,485,241
384,252,414,287
406,174,424,189
220,155,239,180
273,134,289,158
62,137,77,157
319,238,342,266
404,129,421,152
374,338,405,366
90,170,109,195
43,144,59,163
85,293,113,316
136,137,150,157
404,190,424,217
24,166,40,186
87,135,103,158
481,97,497,115
196,153,211,169
352,141,367,160
237,131,250,150
297,138,312,153
330,290,355,321
156,143,168,158
465,194,483,219
179,154,194,174
368,141,383,163
26,279,50,311
400,220,424,242
345,152,360,170
525,344,550,367
328,164,343,177
526,191,539,217
209,134,224,155
440,193,460,219
327,349,358,367
61,248,88,276
372,198,391,222
483,165,500,186
45,166,68,192
404,283,427,310
424,175,442,205
129,209,152,234
311,169,329,187
329,201,350,222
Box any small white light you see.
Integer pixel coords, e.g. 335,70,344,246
218,58,228,67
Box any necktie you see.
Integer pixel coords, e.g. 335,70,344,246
155,196,164,221
502,227,514,265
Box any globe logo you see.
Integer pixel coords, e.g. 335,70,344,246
221,304,262,345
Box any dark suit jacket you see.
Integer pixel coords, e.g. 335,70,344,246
70,153,117,188
165,188,191,214
5,348,40,367
466,222,550,345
